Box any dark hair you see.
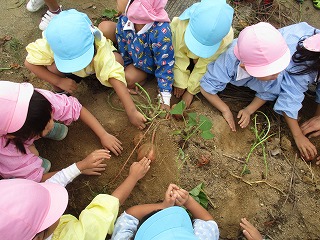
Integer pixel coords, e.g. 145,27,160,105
6,90,52,154
288,31,320,82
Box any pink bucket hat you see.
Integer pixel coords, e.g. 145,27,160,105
234,22,291,78
0,179,68,240
303,33,320,52
0,81,34,136
126,0,170,24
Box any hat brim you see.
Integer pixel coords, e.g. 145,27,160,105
54,44,94,73
38,182,68,232
135,206,197,240
8,82,34,133
245,48,291,78
184,24,221,59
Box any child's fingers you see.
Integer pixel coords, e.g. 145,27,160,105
242,230,253,240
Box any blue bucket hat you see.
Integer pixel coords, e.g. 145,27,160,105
44,9,95,73
179,0,234,58
134,206,197,240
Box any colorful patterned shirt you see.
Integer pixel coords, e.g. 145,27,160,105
116,15,174,94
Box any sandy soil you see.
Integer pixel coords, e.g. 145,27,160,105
1,0,320,239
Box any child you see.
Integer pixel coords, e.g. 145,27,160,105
0,157,151,240
170,0,234,107
0,81,123,182
26,0,61,30
111,183,219,239
24,9,147,130
99,0,174,111
200,22,320,161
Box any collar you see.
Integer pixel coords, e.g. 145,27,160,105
123,20,154,35
236,64,251,81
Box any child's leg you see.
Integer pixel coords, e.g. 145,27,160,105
98,21,117,45
125,64,148,92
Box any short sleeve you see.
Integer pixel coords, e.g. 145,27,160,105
193,219,219,240
111,211,139,240
25,38,55,66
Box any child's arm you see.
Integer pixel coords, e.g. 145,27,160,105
79,107,123,156
237,97,266,128
42,149,110,183
24,60,77,93
109,78,147,129
240,218,263,240
112,157,151,205
126,183,177,219
200,88,236,131
283,113,317,160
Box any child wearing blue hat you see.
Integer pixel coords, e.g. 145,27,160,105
170,0,234,107
200,22,320,161
111,183,264,239
111,183,219,239
99,0,174,111
25,9,147,130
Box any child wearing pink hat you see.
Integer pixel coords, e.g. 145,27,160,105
25,9,147,130
170,0,234,108
200,22,320,161
0,157,151,240
99,0,174,111
0,81,123,182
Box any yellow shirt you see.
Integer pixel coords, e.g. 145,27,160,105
52,194,119,240
26,29,126,87
170,17,234,95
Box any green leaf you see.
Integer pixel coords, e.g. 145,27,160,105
102,9,117,18
187,112,197,127
170,100,186,115
199,115,212,131
242,168,251,175
189,183,204,196
201,130,214,140
198,191,209,208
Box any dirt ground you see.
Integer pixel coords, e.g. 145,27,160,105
1,0,320,239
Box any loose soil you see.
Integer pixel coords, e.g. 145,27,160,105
1,0,320,239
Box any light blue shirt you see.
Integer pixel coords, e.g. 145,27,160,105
200,22,319,119
111,211,219,240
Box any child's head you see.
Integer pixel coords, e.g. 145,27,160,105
44,9,100,73
234,22,291,80
0,178,68,240
0,81,53,153
126,0,170,24
179,0,234,58
135,206,197,239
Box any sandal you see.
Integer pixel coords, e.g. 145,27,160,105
313,0,320,9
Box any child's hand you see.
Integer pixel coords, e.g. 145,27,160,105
173,187,189,206
294,134,317,161
237,108,251,128
57,77,77,94
76,149,110,175
301,115,320,138
173,87,185,98
240,218,263,240
129,110,147,130
129,157,151,181
160,104,171,119
222,109,236,131
28,144,39,156
162,184,180,208
100,132,123,156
